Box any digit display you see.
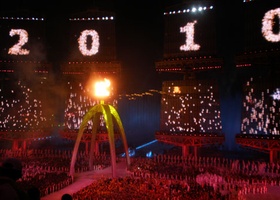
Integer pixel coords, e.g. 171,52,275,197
0,15,47,61
163,4,217,58
68,10,117,61
243,1,280,51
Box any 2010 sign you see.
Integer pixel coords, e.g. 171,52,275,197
2,7,280,58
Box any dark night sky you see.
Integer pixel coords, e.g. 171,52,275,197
114,1,166,93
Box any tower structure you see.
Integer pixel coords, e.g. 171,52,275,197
69,79,130,178
234,0,280,162
0,9,55,149
60,8,123,154
155,1,225,156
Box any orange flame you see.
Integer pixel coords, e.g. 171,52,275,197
94,78,111,98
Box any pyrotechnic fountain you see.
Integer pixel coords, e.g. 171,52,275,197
69,78,130,179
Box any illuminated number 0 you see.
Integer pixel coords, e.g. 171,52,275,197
180,21,200,51
8,29,30,55
262,8,280,42
78,29,100,56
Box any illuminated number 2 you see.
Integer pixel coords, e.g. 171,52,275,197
262,8,280,42
180,20,200,51
8,29,30,55
78,29,100,56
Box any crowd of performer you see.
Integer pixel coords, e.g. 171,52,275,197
0,147,280,199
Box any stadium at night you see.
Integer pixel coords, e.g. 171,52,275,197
0,0,280,199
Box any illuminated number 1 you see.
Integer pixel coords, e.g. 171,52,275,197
8,29,30,55
262,8,280,42
180,20,200,51
78,29,100,56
